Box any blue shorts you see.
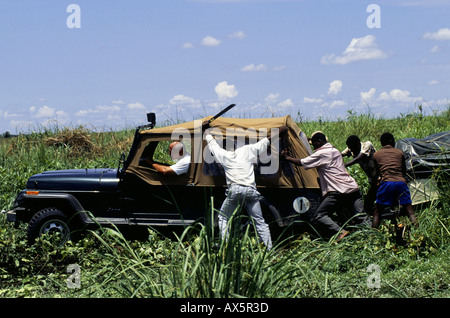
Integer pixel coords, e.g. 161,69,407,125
376,181,412,206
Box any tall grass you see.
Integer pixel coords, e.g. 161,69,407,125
1,196,448,298
1,110,449,298
300,107,449,150
73,205,299,298
0,125,134,211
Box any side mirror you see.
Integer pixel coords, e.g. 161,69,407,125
147,113,156,126
137,112,156,130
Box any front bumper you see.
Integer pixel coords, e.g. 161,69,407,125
3,207,26,224
6,210,16,222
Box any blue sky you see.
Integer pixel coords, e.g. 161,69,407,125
0,0,449,133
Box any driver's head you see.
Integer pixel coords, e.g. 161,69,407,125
168,141,185,160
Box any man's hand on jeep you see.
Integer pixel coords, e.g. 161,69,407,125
279,126,288,135
202,121,210,132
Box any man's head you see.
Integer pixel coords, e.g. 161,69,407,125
168,141,185,160
346,135,361,154
380,132,395,147
310,131,327,150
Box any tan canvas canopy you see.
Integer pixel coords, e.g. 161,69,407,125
125,115,320,189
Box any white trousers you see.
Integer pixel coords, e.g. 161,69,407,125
218,184,272,250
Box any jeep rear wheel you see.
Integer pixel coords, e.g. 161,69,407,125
27,208,71,245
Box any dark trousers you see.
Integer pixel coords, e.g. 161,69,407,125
312,190,370,236
364,181,378,215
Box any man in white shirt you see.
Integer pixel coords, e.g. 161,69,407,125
146,141,191,175
203,121,287,250
282,132,370,240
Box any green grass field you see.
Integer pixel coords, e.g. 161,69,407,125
0,108,449,298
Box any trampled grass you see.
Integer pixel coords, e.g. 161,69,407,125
0,109,449,298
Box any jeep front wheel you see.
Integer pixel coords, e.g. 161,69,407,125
27,208,71,245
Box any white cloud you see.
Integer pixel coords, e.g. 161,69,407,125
96,105,120,112
272,65,286,71
423,28,450,41
75,109,91,117
75,105,120,117
428,80,439,85
127,102,146,110
201,36,221,47
321,35,388,65
378,89,421,103
430,45,440,53
228,30,247,40
9,119,33,131
278,99,294,108
360,88,376,101
430,98,450,106
185,31,245,50
25,105,69,128
35,105,55,118
1,110,21,119
328,80,343,95
265,93,279,104
241,64,285,72
389,89,413,102
56,110,68,117
303,97,323,104
215,81,238,100
169,94,201,108
323,100,346,109
241,63,267,72
378,91,390,101
182,42,194,49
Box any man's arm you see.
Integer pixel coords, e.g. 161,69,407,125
341,147,351,157
267,126,288,141
401,152,411,182
245,125,287,157
202,121,230,163
344,152,365,167
372,154,380,181
281,150,302,166
146,159,177,175
205,134,229,164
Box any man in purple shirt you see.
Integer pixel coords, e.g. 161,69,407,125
282,132,370,240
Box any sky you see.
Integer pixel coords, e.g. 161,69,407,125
0,0,449,133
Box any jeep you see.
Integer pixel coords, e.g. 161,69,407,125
6,112,322,244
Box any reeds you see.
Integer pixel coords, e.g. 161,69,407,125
0,110,449,298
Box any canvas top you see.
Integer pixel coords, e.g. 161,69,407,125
126,115,320,189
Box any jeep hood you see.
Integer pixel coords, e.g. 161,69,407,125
26,168,119,191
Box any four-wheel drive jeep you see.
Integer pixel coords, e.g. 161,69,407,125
6,114,322,244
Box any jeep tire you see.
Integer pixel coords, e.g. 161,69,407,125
27,208,71,245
